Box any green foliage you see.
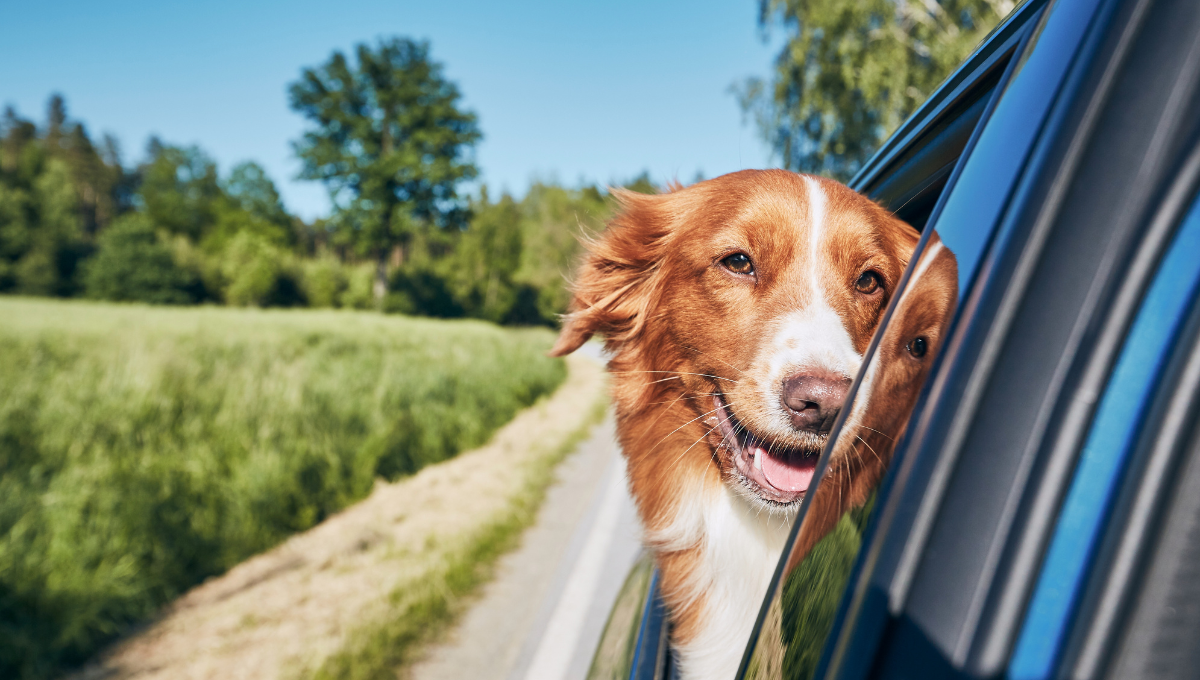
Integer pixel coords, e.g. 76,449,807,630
1,99,121,296
137,141,221,240
0,104,102,297
220,231,304,307
0,297,567,679
201,161,296,253
300,256,349,308
82,213,201,304
736,0,1013,179
340,262,377,309
290,37,482,301
446,189,523,323
385,263,463,318
513,182,611,324
2,88,643,327
224,161,293,231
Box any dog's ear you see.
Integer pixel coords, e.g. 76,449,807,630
550,188,675,357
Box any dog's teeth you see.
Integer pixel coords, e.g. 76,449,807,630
754,448,763,471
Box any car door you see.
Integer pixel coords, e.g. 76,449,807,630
739,0,1200,678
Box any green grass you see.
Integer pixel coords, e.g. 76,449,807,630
302,383,608,680
0,296,567,680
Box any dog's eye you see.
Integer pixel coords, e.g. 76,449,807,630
907,337,928,358
855,270,882,294
721,253,755,275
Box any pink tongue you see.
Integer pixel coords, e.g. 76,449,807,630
759,451,816,493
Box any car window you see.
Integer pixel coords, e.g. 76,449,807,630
1007,185,1200,680
736,229,960,680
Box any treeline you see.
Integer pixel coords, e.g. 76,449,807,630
0,95,644,325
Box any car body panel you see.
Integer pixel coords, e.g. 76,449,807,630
1009,157,1200,680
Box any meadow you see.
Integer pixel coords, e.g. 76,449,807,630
0,297,567,679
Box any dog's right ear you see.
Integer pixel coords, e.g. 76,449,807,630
550,188,675,357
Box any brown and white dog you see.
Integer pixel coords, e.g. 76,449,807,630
550,169,955,680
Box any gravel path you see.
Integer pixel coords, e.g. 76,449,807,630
409,413,642,680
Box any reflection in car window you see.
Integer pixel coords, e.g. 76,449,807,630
740,234,958,680
934,0,1098,294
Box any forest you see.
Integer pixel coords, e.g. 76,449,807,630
0,91,647,327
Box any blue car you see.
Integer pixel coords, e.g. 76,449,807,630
588,0,1200,677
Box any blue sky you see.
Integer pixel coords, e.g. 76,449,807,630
0,0,782,220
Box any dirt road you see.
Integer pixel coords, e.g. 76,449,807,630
410,414,642,680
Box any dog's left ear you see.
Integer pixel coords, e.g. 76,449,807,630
550,188,675,357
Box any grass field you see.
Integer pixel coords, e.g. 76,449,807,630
0,297,567,679
74,352,608,680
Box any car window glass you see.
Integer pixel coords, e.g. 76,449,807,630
934,0,1104,294
737,230,958,680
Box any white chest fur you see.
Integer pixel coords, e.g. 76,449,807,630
646,484,794,680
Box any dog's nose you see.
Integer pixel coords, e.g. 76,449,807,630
781,373,851,433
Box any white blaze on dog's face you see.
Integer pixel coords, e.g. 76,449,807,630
552,169,920,510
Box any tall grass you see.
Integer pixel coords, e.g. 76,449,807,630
0,297,566,679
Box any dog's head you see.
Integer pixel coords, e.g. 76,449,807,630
552,170,920,509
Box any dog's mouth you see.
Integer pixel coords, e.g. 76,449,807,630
712,394,820,505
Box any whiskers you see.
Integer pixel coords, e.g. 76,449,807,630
608,369,740,385
856,425,894,442
615,368,739,449
660,393,746,480
647,401,726,456
680,345,747,377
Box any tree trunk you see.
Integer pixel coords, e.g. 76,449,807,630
373,249,388,306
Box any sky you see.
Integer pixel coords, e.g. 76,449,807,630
0,0,783,221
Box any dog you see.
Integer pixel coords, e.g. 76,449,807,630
550,169,951,680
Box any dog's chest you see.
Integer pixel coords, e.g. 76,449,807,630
664,487,794,680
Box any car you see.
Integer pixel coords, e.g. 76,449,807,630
585,0,1200,677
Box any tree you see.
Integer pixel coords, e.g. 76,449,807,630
290,37,481,305
82,213,200,304
736,0,1013,180
513,182,610,324
207,162,295,251
0,98,127,295
449,188,523,323
224,161,290,229
137,141,221,241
